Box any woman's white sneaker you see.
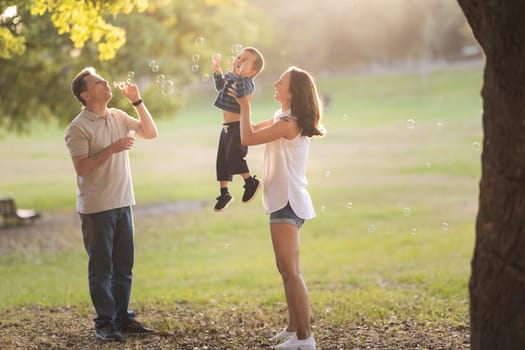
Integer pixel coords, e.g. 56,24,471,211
273,334,316,350
269,328,296,342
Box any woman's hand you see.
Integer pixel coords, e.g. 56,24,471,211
227,84,252,104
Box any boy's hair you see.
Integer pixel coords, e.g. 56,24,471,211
243,47,265,77
288,66,325,138
71,67,96,105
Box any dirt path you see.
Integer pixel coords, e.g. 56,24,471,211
0,200,208,255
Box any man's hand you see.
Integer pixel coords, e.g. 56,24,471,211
72,136,134,177
112,136,135,153
115,82,141,104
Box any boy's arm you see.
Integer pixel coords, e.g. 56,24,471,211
212,54,225,91
213,72,225,91
212,54,223,76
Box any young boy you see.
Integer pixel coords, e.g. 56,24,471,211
212,47,265,212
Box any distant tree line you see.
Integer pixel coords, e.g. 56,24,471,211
254,0,477,75
0,0,475,133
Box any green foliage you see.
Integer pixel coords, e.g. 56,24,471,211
1,0,474,135
5,0,149,60
0,26,25,58
0,0,26,59
0,0,270,134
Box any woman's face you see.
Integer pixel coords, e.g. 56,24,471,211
273,71,292,107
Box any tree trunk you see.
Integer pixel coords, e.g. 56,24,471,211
457,1,525,349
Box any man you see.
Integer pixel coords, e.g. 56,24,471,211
65,67,158,341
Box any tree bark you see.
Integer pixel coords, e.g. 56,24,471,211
457,1,525,349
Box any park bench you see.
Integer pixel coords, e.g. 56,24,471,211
0,197,41,228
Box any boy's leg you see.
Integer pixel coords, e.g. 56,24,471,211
241,172,261,203
226,123,260,203
215,180,234,212
215,126,235,212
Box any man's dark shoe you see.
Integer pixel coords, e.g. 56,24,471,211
242,176,260,203
214,193,234,212
95,325,122,341
117,320,154,334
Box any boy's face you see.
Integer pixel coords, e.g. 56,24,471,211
233,50,257,77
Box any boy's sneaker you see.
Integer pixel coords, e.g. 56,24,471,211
274,334,316,350
117,320,154,334
95,325,122,341
242,176,260,203
214,193,234,212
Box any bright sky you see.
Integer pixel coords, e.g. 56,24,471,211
1,5,17,20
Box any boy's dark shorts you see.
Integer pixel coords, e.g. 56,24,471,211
216,121,249,181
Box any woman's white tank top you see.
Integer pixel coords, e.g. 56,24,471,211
262,109,316,219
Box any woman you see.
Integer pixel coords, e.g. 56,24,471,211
234,66,324,350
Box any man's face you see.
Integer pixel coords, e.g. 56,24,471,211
81,74,112,105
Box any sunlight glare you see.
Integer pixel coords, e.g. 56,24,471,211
1,5,17,19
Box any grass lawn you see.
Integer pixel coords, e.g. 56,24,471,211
0,63,482,349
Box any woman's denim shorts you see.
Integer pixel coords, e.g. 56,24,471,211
269,202,305,228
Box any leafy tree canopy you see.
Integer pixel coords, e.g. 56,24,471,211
0,0,270,134
2,0,148,60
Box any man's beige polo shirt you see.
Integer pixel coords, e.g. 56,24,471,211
65,107,140,214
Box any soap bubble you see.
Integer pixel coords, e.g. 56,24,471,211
148,60,156,68
232,44,243,53
212,53,222,62
472,142,481,152
202,74,210,82
441,222,449,231
407,118,416,129
347,202,353,209
368,225,376,233
192,54,200,62
195,37,204,45
161,80,174,96
127,71,135,80
192,64,199,73
156,74,166,83
151,64,159,73
403,208,411,217
324,170,331,177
